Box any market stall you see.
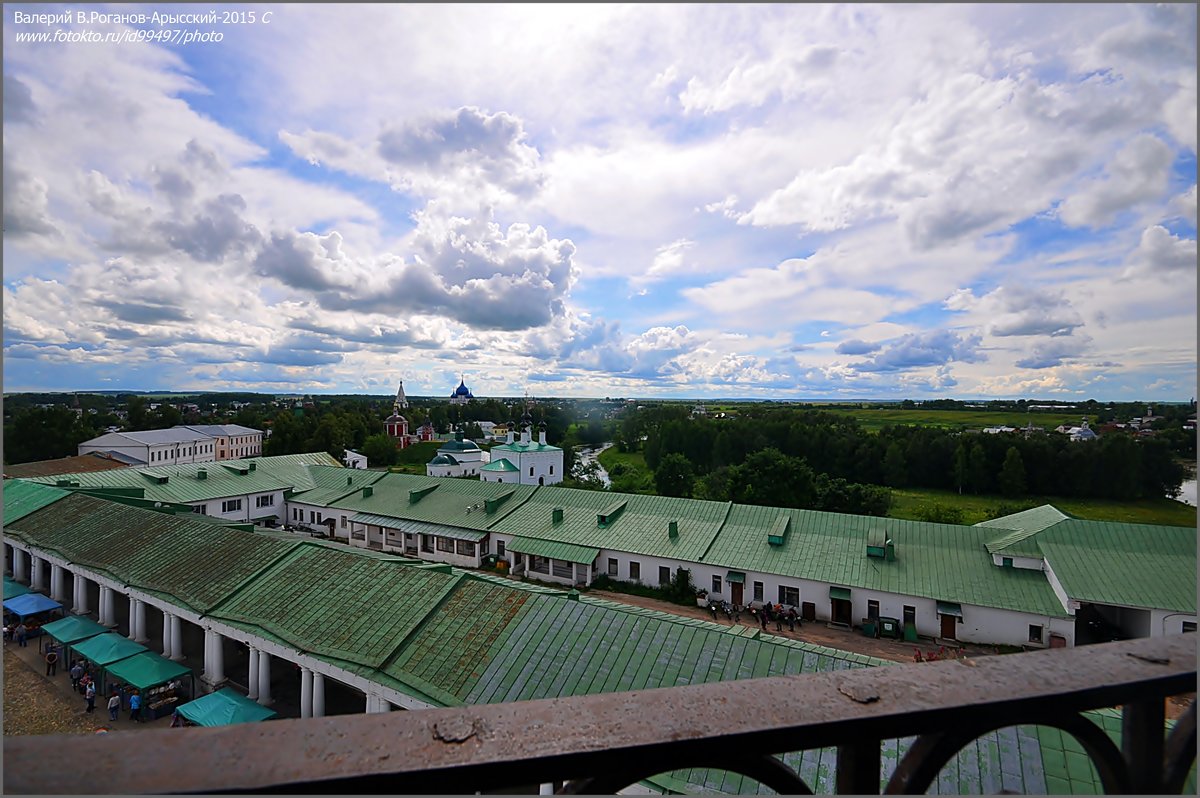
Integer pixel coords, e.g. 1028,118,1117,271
104,651,195,721
40,614,109,653
3,592,64,639
4,576,32,600
68,632,148,694
174,687,278,727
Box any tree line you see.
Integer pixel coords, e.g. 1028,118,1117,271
622,405,1186,505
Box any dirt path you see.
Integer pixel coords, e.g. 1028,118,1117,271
3,645,107,736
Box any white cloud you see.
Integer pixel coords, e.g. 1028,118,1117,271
1125,225,1198,275
1058,135,1175,228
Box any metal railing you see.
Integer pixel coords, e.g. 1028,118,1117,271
4,635,1195,794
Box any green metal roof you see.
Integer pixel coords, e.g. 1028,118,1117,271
507,536,599,565
481,458,519,472
3,480,72,523
1035,520,1196,613
5,492,299,613
979,504,1071,556
208,545,463,670
330,473,535,532
286,465,386,506
703,504,1070,618
490,487,730,564
491,440,562,453
17,452,340,505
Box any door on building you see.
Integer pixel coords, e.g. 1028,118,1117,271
801,602,816,622
831,599,852,626
940,614,957,640
730,582,743,606
1049,634,1067,648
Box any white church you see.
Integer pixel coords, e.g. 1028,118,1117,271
481,407,563,486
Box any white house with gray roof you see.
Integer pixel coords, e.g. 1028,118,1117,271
78,428,216,465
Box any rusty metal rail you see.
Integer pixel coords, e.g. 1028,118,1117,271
4,635,1196,794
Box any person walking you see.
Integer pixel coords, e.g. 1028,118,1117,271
786,606,798,632
70,661,84,691
85,679,97,713
107,692,121,722
760,603,770,630
129,690,142,723
15,622,28,648
44,645,59,676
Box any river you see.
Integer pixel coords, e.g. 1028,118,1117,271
575,442,614,487
1175,479,1197,507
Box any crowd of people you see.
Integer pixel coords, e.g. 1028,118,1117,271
707,599,801,632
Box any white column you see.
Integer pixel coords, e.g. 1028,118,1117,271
14,549,28,583
50,564,65,602
312,673,325,718
30,556,44,591
100,586,116,626
366,694,391,713
73,574,90,614
128,599,140,640
161,611,173,656
364,694,376,713
257,651,273,705
247,648,260,700
539,784,555,795
300,668,313,718
204,629,225,686
3,543,10,575
170,615,184,661
134,600,148,643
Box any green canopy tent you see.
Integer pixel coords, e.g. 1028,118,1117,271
69,632,148,694
175,687,278,727
105,651,195,720
40,614,108,654
4,576,32,600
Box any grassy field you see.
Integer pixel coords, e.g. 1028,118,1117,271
597,447,648,473
817,408,1096,433
889,487,1197,527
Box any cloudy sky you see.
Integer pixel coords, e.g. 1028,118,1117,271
3,4,1196,400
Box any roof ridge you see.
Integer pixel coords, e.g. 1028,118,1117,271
697,501,735,562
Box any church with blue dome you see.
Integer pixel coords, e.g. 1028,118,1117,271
449,376,475,405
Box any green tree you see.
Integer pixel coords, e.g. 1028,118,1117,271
952,441,969,494
126,397,149,431
998,446,1027,497
882,441,908,487
727,448,816,509
360,434,398,467
654,452,695,498
967,442,989,494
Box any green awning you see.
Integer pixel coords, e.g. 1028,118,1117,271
4,577,32,600
936,601,964,617
41,614,109,645
176,687,277,727
829,586,852,601
508,536,599,565
70,632,148,667
104,651,192,690
726,571,746,584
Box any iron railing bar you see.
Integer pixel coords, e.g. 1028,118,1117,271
1162,699,1197,794
1122,695,1167,793
4,635,1194,796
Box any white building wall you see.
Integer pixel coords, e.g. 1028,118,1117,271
990,553,1044,571
1152,609,1199,636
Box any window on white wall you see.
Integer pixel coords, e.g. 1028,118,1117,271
867,600,880,620
629,561,640,581
778,586,799,606
1028,624,1043,643
659,566,670,585
221,499,242,513
712,575,722,595
608,558,618,577
1184,622,1197,633
753,581,764,602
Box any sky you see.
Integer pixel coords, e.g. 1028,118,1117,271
2,4,1196,401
